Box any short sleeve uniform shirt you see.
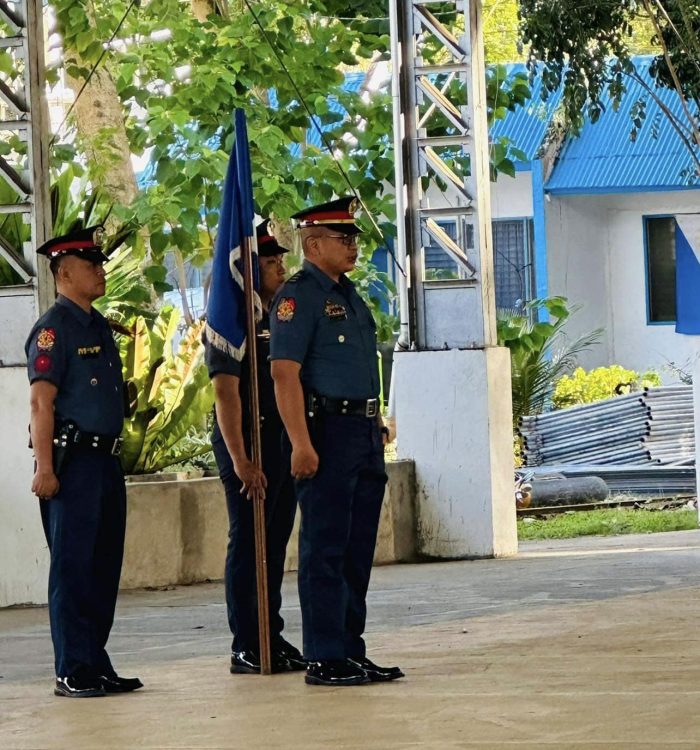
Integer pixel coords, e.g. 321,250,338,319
269,260,380,400
25,295,125,436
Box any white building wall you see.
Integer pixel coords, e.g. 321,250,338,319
490,170,533,219
546,190,700,377
424,169,533,220
546,195,612,368
0,367,49,607
605,191,699,376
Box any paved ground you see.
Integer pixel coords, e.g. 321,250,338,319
3,530,700,748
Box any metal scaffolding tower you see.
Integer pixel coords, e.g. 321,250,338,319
390,0,496,351
0,0,52,301
390,0,516,560
0,0,52,365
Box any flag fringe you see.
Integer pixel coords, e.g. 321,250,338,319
204,321,247,362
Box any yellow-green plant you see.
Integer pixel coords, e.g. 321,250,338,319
116,306,214,474
552,366,662,410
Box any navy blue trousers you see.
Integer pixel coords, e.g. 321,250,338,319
213,422,297,652
39,450,126,679
293,414,387,661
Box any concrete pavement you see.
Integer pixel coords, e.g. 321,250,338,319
3,530,700,748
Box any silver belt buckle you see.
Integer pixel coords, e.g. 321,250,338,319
365,398,378,418
111,438,123,456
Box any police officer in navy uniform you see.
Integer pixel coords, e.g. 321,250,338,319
270,198,404,686
26,227,142,698
205,220,305,674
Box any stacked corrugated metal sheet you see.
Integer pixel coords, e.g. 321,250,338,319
519,386,695,467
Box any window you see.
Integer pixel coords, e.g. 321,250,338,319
645,216,676,323
493,219,535,311
423,218,536,310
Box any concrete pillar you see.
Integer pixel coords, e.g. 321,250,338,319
393,348,517,558
0,367,48,606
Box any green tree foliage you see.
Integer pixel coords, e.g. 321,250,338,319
50,0,395,265
519,0,700,171
497,297,602,423
552,365,662,409
484,0,522,63
50,0,531,282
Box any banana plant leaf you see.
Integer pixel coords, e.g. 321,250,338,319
118,313,214,475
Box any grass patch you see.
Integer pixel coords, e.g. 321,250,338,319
518,507,698,540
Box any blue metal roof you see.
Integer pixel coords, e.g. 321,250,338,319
304,71,365,151
546,57,699,194
490,63,562,163
269,72,366,158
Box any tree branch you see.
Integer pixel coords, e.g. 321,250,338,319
644,0,700,147
628,69,700,173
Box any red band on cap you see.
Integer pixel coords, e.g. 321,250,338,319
300,210,352,223
258,234,274,245
48,240,99,256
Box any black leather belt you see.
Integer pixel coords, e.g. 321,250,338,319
61,428,123,456
311,395,379,418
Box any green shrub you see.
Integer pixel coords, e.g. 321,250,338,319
552,366,662,409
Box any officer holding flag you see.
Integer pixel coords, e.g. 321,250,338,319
205,219,305,674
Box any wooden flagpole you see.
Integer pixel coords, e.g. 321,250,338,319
242,233,272,675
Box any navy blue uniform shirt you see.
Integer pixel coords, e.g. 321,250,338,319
25,294,125,436
204,312,280,428
269,260,380,400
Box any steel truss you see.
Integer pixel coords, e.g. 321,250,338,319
0,0,51,308
391,0,496,350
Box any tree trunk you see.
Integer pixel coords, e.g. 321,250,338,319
61,2,138,217
65,66,138,212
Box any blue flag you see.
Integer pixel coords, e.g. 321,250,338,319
205,109,260,359
675,215,700,335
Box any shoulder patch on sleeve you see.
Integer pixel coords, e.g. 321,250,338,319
34,354,52,372
276,297,296,322
36,327,56,352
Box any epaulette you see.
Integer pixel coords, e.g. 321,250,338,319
286,270,307,284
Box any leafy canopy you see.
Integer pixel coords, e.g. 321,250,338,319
47,0,534,340
519,0,700,168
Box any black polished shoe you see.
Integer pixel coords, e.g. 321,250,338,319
54,676,106,698
273,639,307,672
230,649,291,674
231,650,260,674
100,674,144,693
347,656,404,682
305,659,371,686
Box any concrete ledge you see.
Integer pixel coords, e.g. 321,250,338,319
121,460,416,590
